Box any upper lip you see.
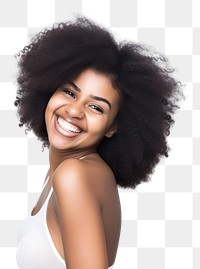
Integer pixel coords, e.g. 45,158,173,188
56,115,84,132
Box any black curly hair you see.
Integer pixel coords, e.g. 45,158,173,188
14,16,184,189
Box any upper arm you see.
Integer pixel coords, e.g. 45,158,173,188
52,160,108,269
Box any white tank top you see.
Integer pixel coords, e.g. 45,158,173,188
16,180,114,269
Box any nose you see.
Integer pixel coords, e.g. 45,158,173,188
65,101,85,119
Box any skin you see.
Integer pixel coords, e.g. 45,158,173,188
31,69,122,269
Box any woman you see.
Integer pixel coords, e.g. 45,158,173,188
15,16,183,269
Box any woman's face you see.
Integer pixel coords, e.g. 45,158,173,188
45,68,120,153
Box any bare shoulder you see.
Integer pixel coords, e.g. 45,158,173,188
52,158,101,192
51,158,112,267
52,156,117,210
53,156,116,190
53,158,91,186
51,157,121,267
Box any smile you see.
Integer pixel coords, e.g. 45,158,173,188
57,116,82,133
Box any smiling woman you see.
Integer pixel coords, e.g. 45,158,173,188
15,16,183,269
44,69,120,154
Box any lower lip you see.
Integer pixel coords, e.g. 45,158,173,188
55,116,82,138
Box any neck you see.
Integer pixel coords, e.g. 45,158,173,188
48,146,96,176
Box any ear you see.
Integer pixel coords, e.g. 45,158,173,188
105,124,118,138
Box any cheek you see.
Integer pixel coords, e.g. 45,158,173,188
44,104,50,124
45,96,59,118
44,99,55,128
89,116,113,135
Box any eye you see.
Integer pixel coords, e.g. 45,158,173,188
63,89,76,99
89,104,104,113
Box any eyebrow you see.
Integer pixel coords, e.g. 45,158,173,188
89,95,111,109
68,81,81,92
67,81,111,109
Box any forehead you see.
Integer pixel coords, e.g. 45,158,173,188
72,68,120,100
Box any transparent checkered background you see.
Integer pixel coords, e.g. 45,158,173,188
0,0,199,268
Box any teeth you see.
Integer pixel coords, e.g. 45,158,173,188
57,116,82,133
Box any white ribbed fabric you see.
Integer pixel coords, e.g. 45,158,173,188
16,182,114,269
